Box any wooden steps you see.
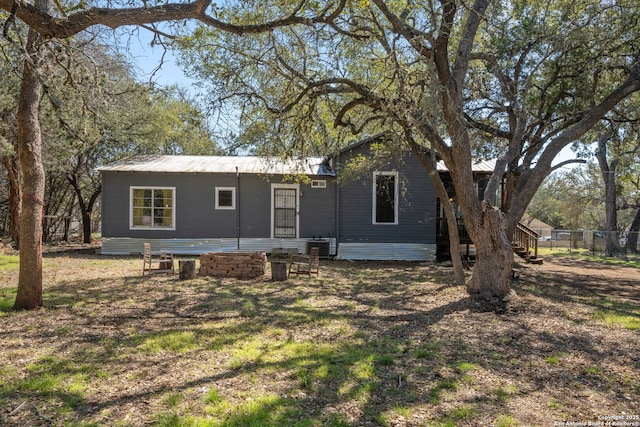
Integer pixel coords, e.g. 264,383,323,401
512,223,543,264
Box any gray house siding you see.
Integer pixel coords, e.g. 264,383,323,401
102,171,239,238
338,174,436,243
333,145,437,260
299,184,337,239
237,174,270,238
100,170,336,254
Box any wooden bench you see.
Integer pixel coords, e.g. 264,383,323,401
288,247,320,276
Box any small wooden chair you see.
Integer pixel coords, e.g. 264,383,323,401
288,247,320,276
142,243,175,276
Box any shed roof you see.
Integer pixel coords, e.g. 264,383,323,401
521,215,554,232
97,155,335,176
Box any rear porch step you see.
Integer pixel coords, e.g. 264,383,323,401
514,249,544,264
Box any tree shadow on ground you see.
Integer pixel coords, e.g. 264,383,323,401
1,258,638,426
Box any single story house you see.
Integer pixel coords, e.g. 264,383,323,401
98,134,495,261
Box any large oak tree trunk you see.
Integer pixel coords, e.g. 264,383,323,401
13,26,46,310
466,204,513,299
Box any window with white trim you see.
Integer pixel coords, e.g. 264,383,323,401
373,171,398,224
130,187,175,229
215,187,236,210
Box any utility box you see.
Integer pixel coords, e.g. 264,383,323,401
306,239,330,258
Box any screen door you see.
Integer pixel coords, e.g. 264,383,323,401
273,188,297,238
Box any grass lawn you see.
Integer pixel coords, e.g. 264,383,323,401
0,251,638,426
536,246,640,266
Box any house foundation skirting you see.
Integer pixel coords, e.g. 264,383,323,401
101,237,337,257
101,238,433,261
336,243,436,261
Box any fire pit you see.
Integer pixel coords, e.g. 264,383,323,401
198,252,267,279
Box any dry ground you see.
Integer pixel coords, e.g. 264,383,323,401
0,250,638,427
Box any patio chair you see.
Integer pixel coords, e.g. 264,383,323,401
142,243,175,276
288,246,320,276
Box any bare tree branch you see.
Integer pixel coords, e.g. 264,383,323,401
452,0,490,86
0,0,348,39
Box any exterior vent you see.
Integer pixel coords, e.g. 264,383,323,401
311,180,327,188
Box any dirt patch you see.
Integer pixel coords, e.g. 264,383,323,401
0,253,638,426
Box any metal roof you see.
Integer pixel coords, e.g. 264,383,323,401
97,155,335,176
437,159,496,173
98,154,495,176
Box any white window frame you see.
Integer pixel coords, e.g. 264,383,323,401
372,171,398,225
130,186,176,230
311,179,327,188
215,187,236,210
271,183,300,238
